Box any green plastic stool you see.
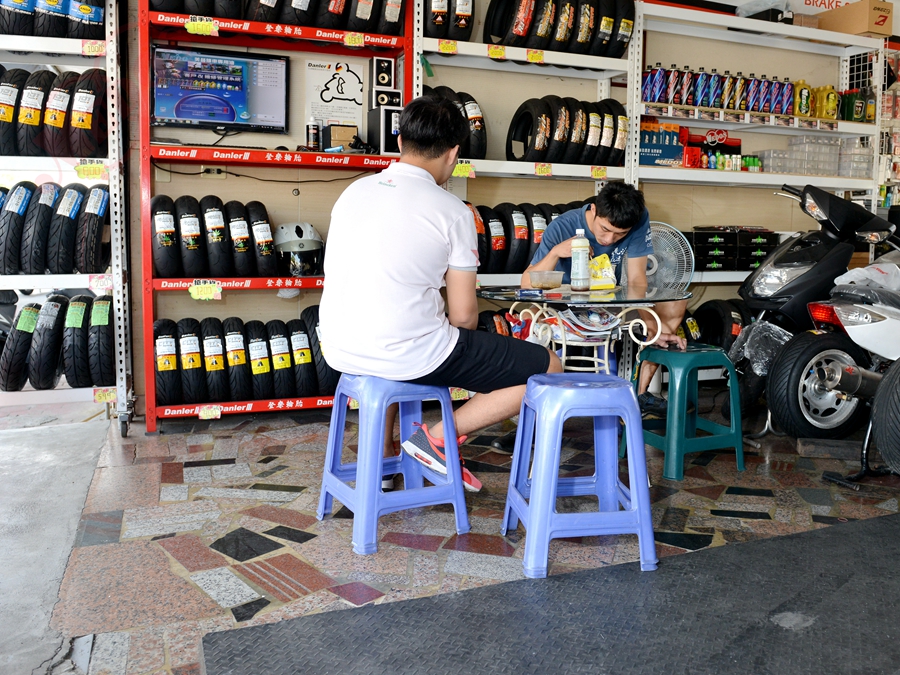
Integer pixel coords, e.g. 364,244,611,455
636,344,745,481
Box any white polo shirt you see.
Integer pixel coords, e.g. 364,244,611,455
319,162,479,380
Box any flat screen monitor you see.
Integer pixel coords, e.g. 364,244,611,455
151,45,289,134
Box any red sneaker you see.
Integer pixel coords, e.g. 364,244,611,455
401,423,481,493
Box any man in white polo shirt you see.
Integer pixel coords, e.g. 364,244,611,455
320,96,562,492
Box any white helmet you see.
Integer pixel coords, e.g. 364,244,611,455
274,222,324,277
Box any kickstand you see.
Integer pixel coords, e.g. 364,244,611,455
822,419,895,491
742,409,787,449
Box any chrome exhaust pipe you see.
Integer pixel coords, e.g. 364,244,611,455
816,365,882,399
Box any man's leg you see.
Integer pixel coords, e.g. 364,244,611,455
638,300,687,394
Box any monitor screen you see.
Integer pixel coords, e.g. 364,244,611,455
151,46,289,134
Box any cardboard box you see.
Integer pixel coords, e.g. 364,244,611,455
792,12,819,28
321,125,358,149
638,144,685,166
817,0,892,38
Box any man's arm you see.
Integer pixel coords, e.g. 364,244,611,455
627,255,686,349
445,268,478,330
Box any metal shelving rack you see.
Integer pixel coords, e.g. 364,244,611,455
137,0,415,432
0,0,134,429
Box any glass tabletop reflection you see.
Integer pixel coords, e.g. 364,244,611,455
476,285,692,306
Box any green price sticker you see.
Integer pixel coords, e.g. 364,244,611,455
65,302,87,329
91,301,110,327
16,307,39,334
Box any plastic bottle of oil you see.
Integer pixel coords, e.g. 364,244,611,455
570,229,591,292
794,79,813,117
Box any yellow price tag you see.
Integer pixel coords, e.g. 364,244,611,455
348,397,360,410
343,31,364,47
93,387,117,404
188,281,222,301
185,16,218,36
487,44,506,60
74,163,106,180
534,162,552,177
526,49,544,63
81,40,106,56
452,161,475,178
198,405,223,420
449,387,470,401
591,166,607,179
438,39,458,54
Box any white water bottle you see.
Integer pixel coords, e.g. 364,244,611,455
570,228,591,292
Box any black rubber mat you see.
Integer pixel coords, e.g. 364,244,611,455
204,513,900,675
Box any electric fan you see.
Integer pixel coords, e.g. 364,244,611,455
622,221,694,294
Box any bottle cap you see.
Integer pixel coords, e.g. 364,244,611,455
576,229,585,235
671,63,677,68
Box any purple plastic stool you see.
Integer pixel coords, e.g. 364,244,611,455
501,373,658,578
317,374,470,554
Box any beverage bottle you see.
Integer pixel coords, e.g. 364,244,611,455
720,70,734,109
745,73,759,112
770,77,783,114
758,75,771,113
734,72,748,111
781,77,794,115
666,64,680,105
709,69,723,108
694,67,709,107
680,66,694,106
570,229,591,292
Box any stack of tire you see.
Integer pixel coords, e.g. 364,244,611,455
479,0,635,58
422,86,487,160
506,96,628,166
151,195,280,279
149,0,405,35
0,181,111,275
153,305,340,406
0,0,104,38
0,293,115,391
0,67,108,158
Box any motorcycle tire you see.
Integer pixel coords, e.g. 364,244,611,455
151,194,182,278
46,183,87,275
300,304,340,396
567,0,597,54
520,202,547,264
152,0,185,10
287,318,318,397
185,0,215,13
200,317,230,402
432,86,470,159
373,0,402,34
215,0,243,17
447,0,473,40
506,98,552,162
873,359,900,472
426,0,449,37
245,201,277,277
767,330,870,440
62,294,93,389
224,200,255,277
547,0,576,51
175,195,209,278
154,318,182,406
729,298,754,328
537,202,560,225
200,195,233,277
223,316,252,401
605,0,634,59
589,0,614,55
494,202,530,274
346,0,379,32
244,319,275,400
68,68,108,158
26,294,68,390
0,70,30,156
721,363,766,419
244,0,281,22
0,303,42,392
315,0,350,29
16,70,57,157
561,98,587,165
593,100,614,166
42,71,79,158
0,181,37,275
692,299,744,353
456,92,486,160
266,319,296,399
541,95,570,164
0,0,35,34
524,0,556,49
605,99,628,166
74,184,109,273
19,183,61,274
579,101,603,165
88,294,114,386
67,0,104,39
466,201,489,274
177,317,208,404
476,205,507,274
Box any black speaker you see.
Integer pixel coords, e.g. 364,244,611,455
367,106,402,156
369,57,395,89
370,87,402,109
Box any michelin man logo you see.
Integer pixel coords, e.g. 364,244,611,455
319,63,363,105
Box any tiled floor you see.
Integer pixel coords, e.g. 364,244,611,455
49,398,900,674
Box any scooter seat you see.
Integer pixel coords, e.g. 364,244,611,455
832,284,900,311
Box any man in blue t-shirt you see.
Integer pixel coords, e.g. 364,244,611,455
521,183,687,415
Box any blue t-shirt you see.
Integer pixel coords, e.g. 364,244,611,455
529,206,653,283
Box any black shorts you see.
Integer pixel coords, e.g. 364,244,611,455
409,328,551,394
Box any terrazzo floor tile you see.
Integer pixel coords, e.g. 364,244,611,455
126,627,165,675
443,550,527,581
161,463,184,484
211,463,253,480
87,631,129,675
241,504,317,530
182,467,212,484
122,503,222,540
232,598,270,622
163,616,234,669
381,532,445,552
52,541,222,636
84,465,161,512
330,582,385,606
160,485,189,502
192,487,297,502
190,568,261,608
157,534,229,572
97,442,135,468
653,531,714,550
442,533,516,557
264,525,317,545
74,510,123,548
209,527,285,562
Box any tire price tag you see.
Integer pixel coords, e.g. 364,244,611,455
185,15,218,36
449,387,471,401
487,44,506,60
93,387,117,404
198,404,222,420
438,39,458,54
89,274,112,294
526,49,544,63
343,31,364,47
81,40,106,56
590,166,607,179
452,160,475,178
188,280,222,301
74,162,107,180
534,162,552,177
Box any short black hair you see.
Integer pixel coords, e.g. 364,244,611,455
593,182,646,230
398,96,470,160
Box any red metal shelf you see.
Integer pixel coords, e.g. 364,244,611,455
158,396,335,419
152,276,324,291
150,145,398,170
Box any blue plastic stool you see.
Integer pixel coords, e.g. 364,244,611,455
317,374,470,555
501,373,658,579
637,344,744,482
